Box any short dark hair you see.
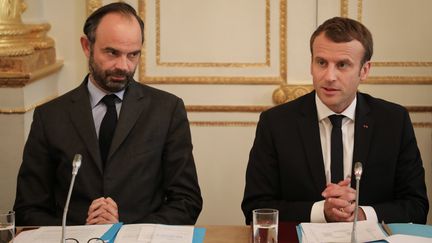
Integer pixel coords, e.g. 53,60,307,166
310,17,373,64
83,2,144,44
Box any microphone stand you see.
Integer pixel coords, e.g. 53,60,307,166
351,162,363,243
61,154,82,243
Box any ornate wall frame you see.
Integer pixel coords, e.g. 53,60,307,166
138,0,287,84
341,0,432,84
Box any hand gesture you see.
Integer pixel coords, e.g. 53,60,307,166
86,197,119,224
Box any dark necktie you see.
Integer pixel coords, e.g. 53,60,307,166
99,94,118,165
329,115,344,183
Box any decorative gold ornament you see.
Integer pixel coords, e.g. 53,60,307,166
0,0,60,87
272,84,314,105
0,0,26,23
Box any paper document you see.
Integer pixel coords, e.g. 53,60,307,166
15,223,197,243
151,224,194,243
14,224,112,243
115,224,194,243
300,220,386,243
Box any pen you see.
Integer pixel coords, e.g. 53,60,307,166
381,220,393,236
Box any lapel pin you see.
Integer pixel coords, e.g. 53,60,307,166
363,124,368,128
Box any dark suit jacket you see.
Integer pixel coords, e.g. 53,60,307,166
14,78,202,226
242,91,428,224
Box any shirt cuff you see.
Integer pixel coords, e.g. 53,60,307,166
311,200,327,223
360,206,378,222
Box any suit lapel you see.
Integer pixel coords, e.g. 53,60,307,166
108,81,149,160
68,81,103,173
298,92,327,193
352,93,374,185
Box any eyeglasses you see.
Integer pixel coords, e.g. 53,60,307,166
65,237,105,243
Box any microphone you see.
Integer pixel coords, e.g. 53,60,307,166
351,162,363,243
61,154,82,243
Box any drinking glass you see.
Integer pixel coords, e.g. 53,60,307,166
0,211,14,243
253,208,278,243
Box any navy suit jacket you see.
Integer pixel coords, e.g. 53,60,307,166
14,78,202,226
242,91,428,224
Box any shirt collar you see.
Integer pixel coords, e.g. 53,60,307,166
315,93,356,122
87,77,125,108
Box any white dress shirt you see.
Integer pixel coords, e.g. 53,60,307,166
310,94,377,222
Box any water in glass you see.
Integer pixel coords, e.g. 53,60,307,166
253,223,278,243
0,224,14,243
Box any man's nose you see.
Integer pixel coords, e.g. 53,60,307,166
114,56,129,71
323,65,337,82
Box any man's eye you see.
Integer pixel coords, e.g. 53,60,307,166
317,60,326,66
106,50,117,56
128,52,140,58
338,62,348,68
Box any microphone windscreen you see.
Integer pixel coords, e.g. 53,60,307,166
72,154,82,174
354,162,363,180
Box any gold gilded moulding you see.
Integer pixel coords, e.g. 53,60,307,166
0,22,58,87
0,60,63,87
0,23,54,56
272,84,314,105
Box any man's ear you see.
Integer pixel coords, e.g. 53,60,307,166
80,36,91,58
359,61,371,81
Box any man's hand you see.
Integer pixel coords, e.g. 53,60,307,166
86,197,119,224
322,178,357,222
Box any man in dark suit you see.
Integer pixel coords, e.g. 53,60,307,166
14,2,202,226
242,17,428,224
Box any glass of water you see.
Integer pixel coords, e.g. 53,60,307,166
0,211,14,243
252,208,278,243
